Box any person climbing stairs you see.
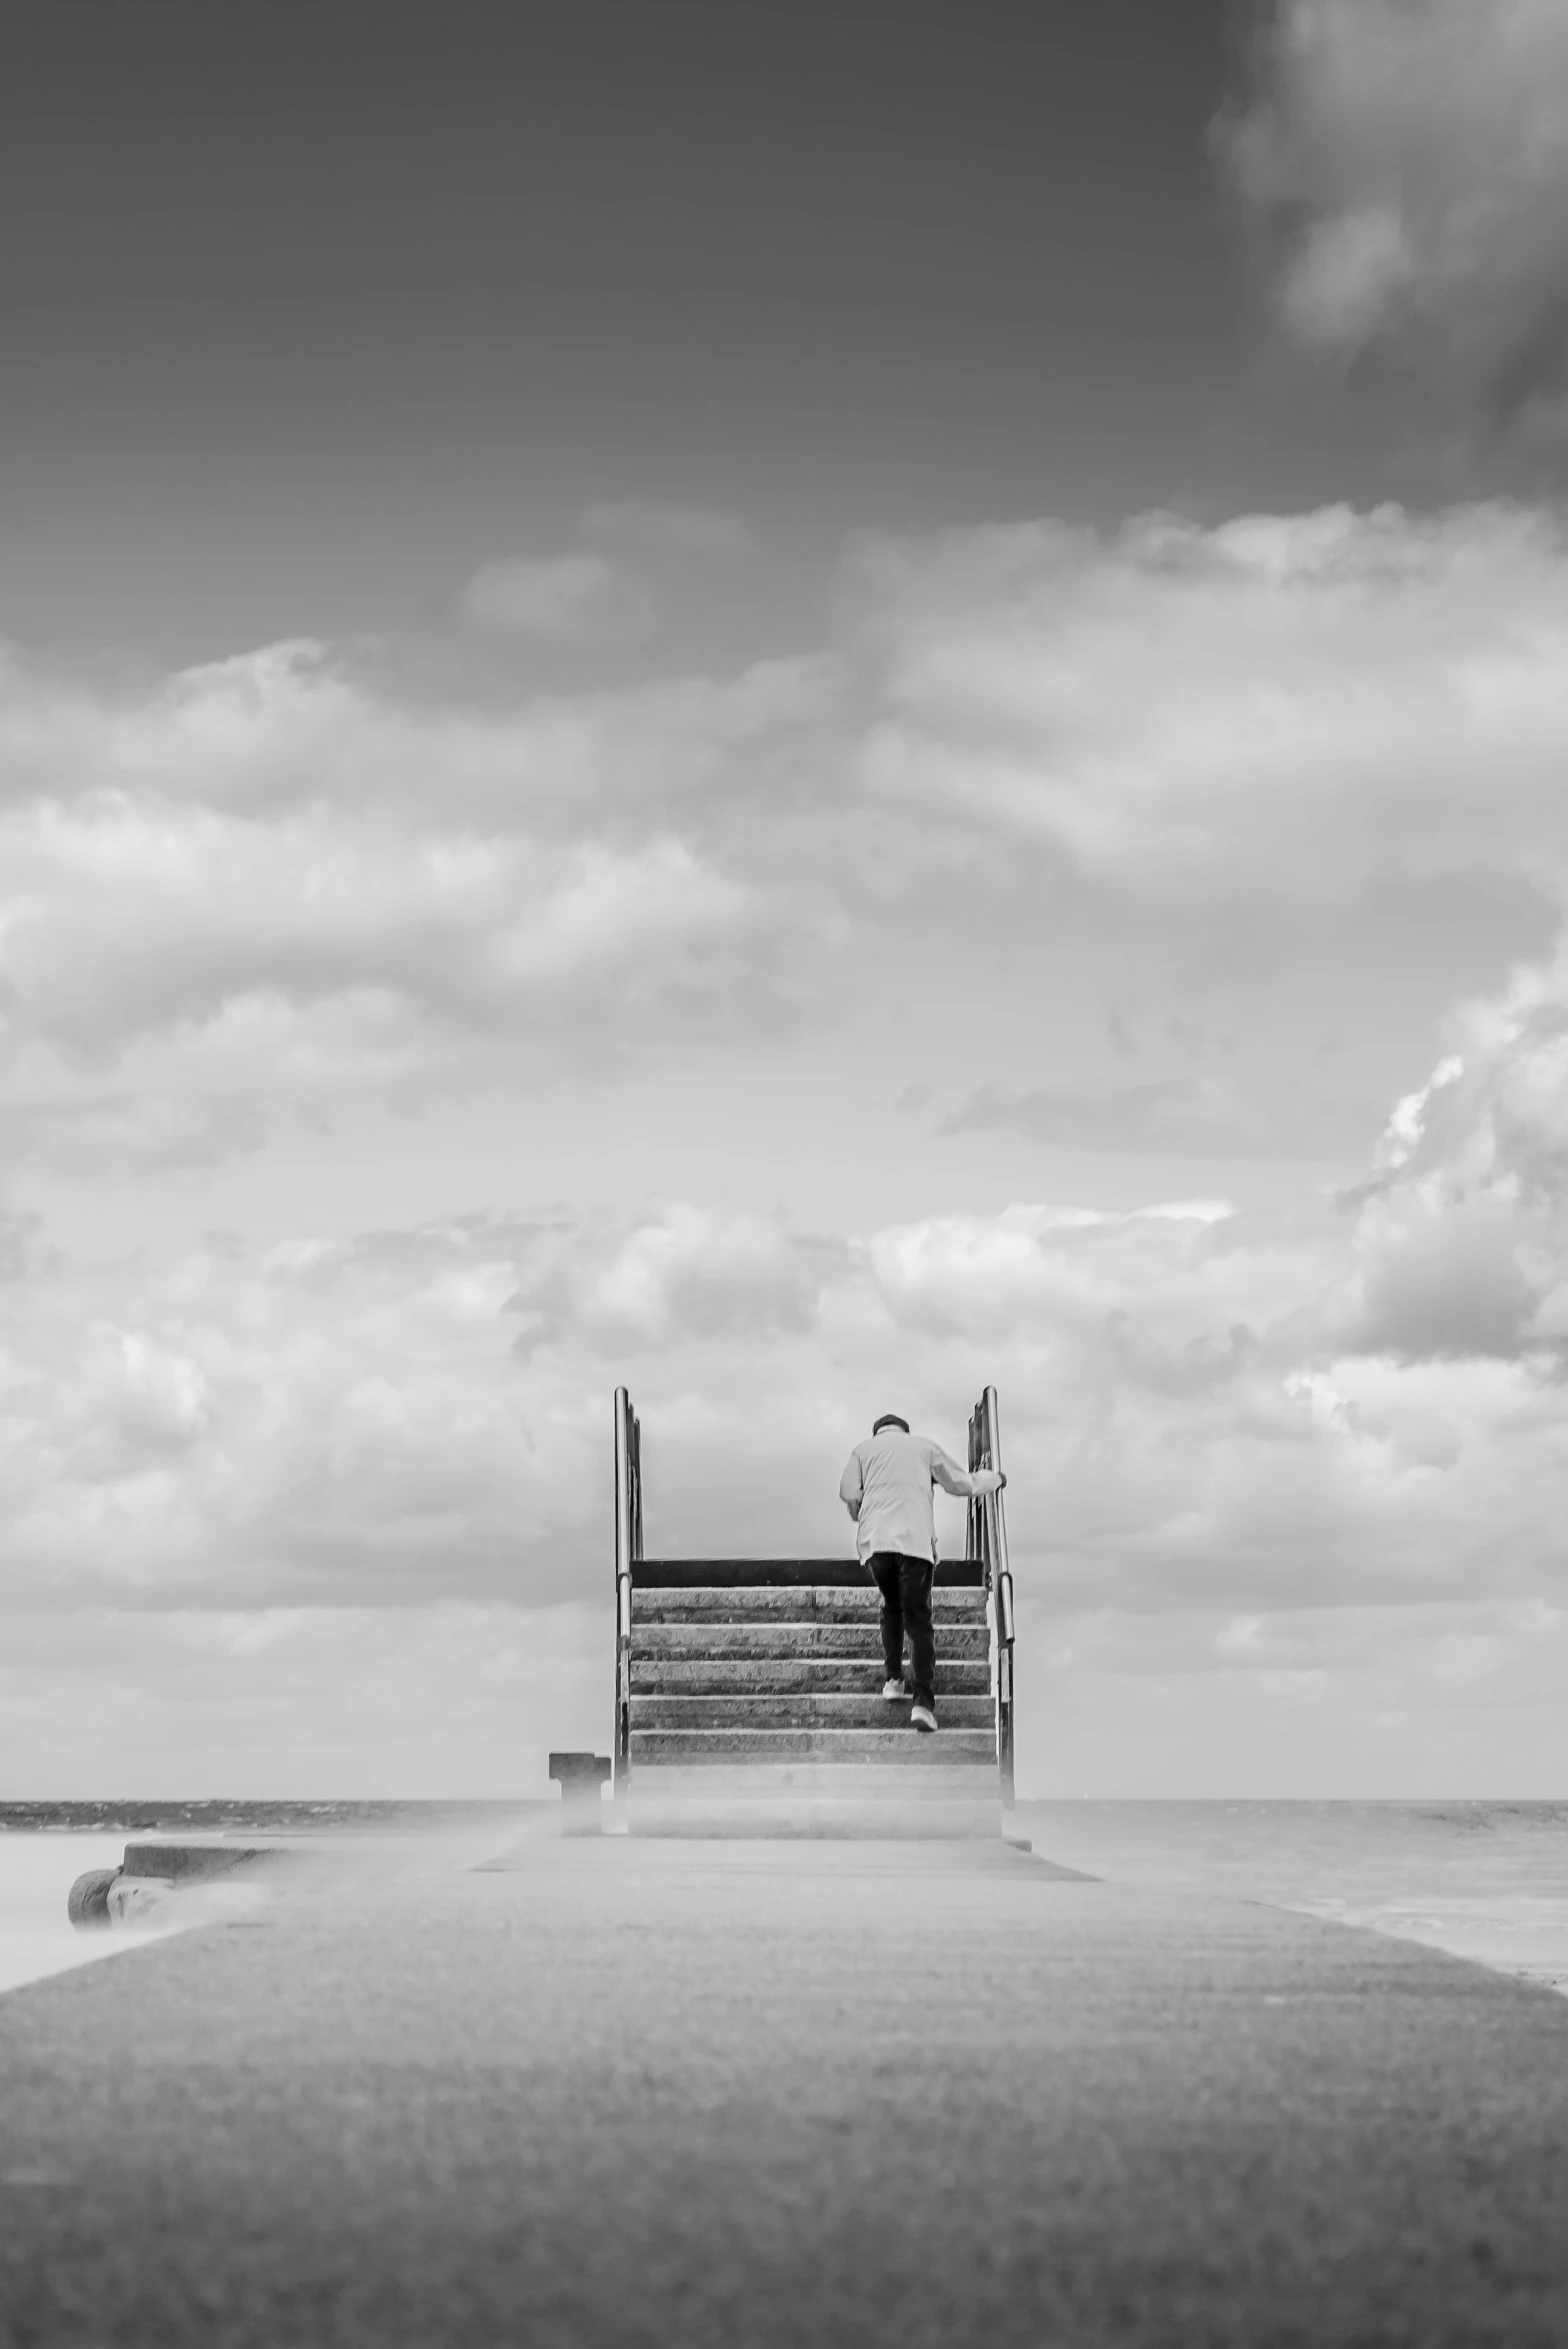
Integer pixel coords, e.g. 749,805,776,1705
610,1387,1017,1837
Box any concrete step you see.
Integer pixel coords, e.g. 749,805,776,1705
628,1727,997,1765
631,1695,995,1729
627,1760,1003,1797
634,1588,989,1627
634,1558,985,1589
635,1622,991,1663
627,1785,1003,1838
630,1659,992,1696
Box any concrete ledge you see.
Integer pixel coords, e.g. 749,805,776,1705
69,1838,299,1932
627,1760,1007,1839
121,1840,291,1884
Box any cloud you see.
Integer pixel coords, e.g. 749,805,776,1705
506,1203,847,1357
9,487,1568,1790
7,808,752,1049
850,501,1568,903
9,495,1568,1180
1031,1590,1568,1797
9,969,1568,1794
1335,936,1568,1365
0,1600,604,1798
0,1212,584,1615
0,634,826,831
0,637,838,1167
461,550,652,642
942,1075,1275,1155
9,1156,1563,1629
0,1199,862,1619
1220,0,1568,430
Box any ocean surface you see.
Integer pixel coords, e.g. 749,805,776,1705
0,1803,535,1996
1020,1800,1568,1993
3,1801,1567,1997
0,1831,146,1996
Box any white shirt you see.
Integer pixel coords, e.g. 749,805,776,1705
838,1426,1002,1564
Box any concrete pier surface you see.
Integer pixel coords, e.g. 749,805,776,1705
4,1835,1568,2347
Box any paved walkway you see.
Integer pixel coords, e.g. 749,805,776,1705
3,1833,1568,2346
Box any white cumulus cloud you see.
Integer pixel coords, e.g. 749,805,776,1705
0,637,838,1168
1337,935,1568,1364
6,1134,1566,1629
850,501,1568,903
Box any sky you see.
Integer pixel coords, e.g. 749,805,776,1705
6,0,1568,1799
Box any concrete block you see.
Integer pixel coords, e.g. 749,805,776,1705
548,1753,612,1837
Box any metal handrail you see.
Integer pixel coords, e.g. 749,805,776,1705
967,1383,1015,1807
613,1385,643,1791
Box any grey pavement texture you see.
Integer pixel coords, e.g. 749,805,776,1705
3,1834,1568,2347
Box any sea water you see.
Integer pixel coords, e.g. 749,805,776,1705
0,1832,144,1996
1021,1800,1568,1992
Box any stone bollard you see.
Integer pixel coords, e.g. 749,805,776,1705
548,1753,612,1837
66,1868,122,1930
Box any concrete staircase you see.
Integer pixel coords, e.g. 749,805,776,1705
611,1388,1016,1839
623,1562,1002,1836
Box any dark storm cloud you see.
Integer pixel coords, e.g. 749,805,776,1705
1221,0,1568,442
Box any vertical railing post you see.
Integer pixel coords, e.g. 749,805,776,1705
613,1387,638,1794
966,1400,983,1566
973,1384,1016,1811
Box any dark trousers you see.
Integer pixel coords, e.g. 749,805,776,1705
868,1551,936,1711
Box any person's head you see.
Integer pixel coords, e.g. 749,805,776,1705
872,1413,909,1437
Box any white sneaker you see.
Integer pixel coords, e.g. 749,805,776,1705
881,1678,907,1701
910,1705,938,1733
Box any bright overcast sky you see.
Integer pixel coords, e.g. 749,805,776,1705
6,0,1568,1799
